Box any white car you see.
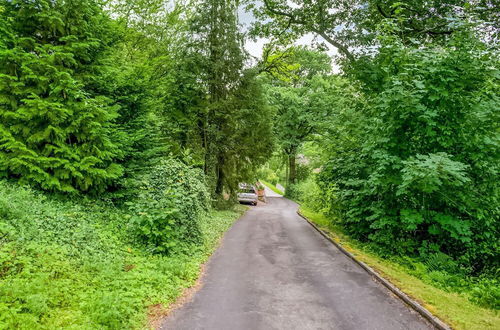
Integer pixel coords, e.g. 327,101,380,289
237,184,258,206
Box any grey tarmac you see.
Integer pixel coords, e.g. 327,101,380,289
160,197,434,330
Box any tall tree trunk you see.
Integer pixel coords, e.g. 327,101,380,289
288,153,296,185
285,154,289,187
215,154,224,195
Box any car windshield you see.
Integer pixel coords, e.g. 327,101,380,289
240,188,255,194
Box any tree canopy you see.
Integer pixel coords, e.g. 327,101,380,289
0,0,498,326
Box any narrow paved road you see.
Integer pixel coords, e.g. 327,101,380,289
160,198,433,330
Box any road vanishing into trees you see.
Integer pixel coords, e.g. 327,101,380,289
160,198,434,330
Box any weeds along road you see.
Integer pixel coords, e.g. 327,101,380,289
160,197,434,330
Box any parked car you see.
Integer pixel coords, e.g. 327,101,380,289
237,184,258,206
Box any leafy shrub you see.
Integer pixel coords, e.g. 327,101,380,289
296,163,311,182
286,176,325,213
300,177,325,212
470,277,500,309
398,254,500,310
258,167,279,185
319,31,499,272
128,159,210,254
284,183,300,200
424,252,463,275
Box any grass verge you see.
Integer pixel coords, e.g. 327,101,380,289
0,181,245,329
260,180,284,195
299,206,500,330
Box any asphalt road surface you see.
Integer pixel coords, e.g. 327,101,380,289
160,197,434,330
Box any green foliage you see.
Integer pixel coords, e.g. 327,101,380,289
295,163,311,182
218,71,274,193
318,30,499,272
121,0,275,199
469,277,500,309
287,175,324,212
283,182,299,199
192,0,245,196
399,255,500,310
1,0,274,199
0,180,243,328
257,167,279,185
128,159,210,254
264,48,337,185
0,0,127,193
251,0,497,63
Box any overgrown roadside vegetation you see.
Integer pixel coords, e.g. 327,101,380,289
0,0,498,328
0,180,245,328
0,0,265,328
299,207,499,330
255,0,499,325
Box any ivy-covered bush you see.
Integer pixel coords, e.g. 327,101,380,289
128,159,210,254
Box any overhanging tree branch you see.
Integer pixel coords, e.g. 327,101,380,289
376,3,390,18
262,0,355,62
262,0,306,24
376,1,454,36
311,28,355,62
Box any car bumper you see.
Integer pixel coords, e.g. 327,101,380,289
238,197,258,203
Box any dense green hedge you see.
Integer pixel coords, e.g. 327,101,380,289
0,0,127,193
318,32,499,274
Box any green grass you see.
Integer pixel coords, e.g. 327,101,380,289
299,206,500,330
0,181,245,329
260,180,284,195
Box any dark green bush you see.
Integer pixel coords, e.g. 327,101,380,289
284,183,300,200
0,0,128,193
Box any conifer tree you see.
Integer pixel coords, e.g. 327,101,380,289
0,0,124,192
192,0,245,196
191,0,273,198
